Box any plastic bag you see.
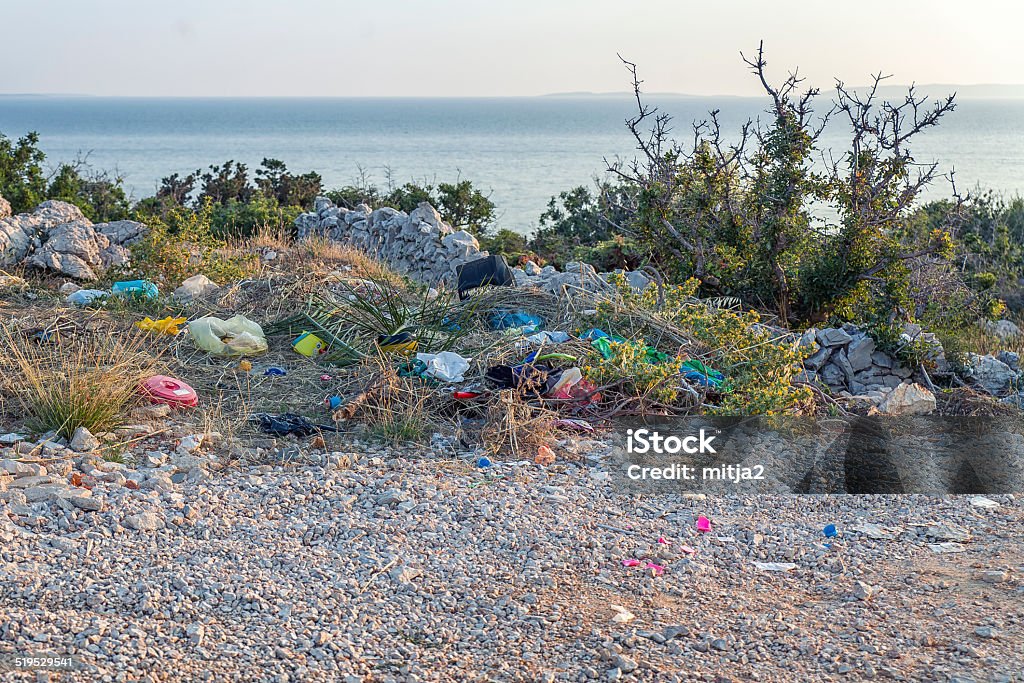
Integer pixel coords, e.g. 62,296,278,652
136,316,187,336
189,315,268,356
66,289,108,306
416,351,471,383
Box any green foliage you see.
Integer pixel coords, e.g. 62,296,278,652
122,201,259,287
0,130,47,213
531,182,635,265
586,275,812,415
45,162,131,222
479,228,534,263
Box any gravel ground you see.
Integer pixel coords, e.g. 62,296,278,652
2,439,1023,682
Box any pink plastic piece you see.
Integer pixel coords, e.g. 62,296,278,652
644,562,665,576
621,558,641,567
140,375,198,408
657,537,668,544
696,515,712,532
681,545,697,554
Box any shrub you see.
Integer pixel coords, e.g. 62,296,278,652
0,324,161,440
122,201,259,288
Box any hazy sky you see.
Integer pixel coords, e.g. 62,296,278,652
3,0,1022,97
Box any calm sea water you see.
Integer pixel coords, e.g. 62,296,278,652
1,95,1022,232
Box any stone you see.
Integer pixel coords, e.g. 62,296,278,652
846,336,876,372
124,512,166,531
853,581,875,600
69,426,100,452
817,328,853,347
981,319,1021,341
963,354,1016,394
173,274,220,303
0,459,42,477
0,193,10,219
803,345,831,371
996,350,1020,372
876,383,936,415
71,495,103,512
624,270,651,291
523,260,542,276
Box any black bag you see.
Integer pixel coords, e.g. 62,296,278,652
457,255,514,299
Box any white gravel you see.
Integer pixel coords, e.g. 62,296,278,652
1,439,1023,682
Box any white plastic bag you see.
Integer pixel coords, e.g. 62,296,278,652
189,315,268,356
416,351,471,383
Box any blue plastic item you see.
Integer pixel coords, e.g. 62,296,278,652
823,523,838,538
264,366,287,377
477,456,492,468
112,280,158,299
489,310,543,331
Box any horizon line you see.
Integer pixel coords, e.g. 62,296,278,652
4,83,1024,100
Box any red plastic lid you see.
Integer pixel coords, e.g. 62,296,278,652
140,375,198,408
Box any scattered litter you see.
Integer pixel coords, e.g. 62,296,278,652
66,289,108,306
377,331,418,355
453,390,483,400
681,545,697,554
488,310,543,332
696,515,712,533
135,316,187,336
535,445,556,466
553,418,594,432
823,523,838,538
140,375,198,409
319,374,332,381
417,352,472,383
477,456,492,468
754,562,798,572
239,360,252,372
190,315,268,356
657,537,668,544
680,359,725,387
292,331,327,357
621,558,641,567
644,562,665,576
111,279,158,299
928,542,967,554
457,254,515,298
264,366,287,377
325,396,342,410
969,496,1000,509
525,330,571,345
249,413,338,437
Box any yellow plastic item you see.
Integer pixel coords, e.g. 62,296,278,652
188,315,268,356
238,360,252,372
136,316,187,336
378,339,418,355
292,331,326,357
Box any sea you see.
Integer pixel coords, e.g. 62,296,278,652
1,95,1022,233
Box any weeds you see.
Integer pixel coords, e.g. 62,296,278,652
0,322,162,440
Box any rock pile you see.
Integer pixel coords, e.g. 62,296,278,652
0,192,11,220
801,325,921,397
0,199,148,280
295,198,483,285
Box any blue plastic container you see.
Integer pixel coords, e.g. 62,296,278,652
112,280,158,299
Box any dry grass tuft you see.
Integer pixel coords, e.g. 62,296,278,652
0,321,164,439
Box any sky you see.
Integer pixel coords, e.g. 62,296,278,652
2,0,1022,97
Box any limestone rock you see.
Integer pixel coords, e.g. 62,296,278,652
981,319,1021,341
876,382,936,415
0,193,10,219
817,328,853,348
964,353,1017,395
846,336,876,372
69,426,100,452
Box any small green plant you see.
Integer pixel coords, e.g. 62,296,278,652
122,201,259,288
